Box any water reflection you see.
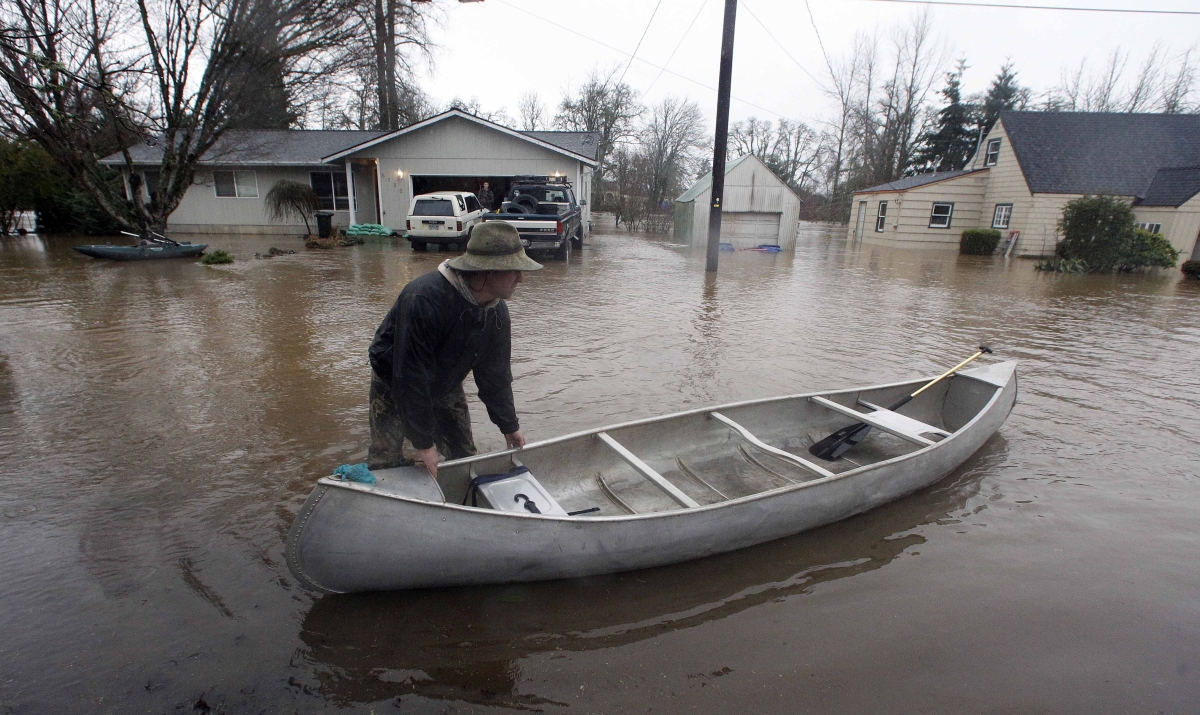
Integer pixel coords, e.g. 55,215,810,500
300,440,1002,707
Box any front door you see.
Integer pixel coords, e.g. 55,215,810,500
855,201,867,240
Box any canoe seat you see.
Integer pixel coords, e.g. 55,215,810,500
809,396,950,447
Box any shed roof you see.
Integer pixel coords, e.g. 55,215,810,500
676,155,752,203
100,130,387,166
857,168,985,194
1001,111,1200,200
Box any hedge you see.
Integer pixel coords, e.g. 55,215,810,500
1182,260,1200,279
960,228,1001,255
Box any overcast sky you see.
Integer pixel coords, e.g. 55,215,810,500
410,0,1200,127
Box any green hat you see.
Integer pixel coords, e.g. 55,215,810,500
445,222,544,272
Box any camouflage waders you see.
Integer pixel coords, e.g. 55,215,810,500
367,373,477,469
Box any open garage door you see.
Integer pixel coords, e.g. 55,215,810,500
722,212,781,248
411,175,514,212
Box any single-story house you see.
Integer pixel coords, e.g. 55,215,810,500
848,111,1200,260
100,109,598,236
675,154,802,250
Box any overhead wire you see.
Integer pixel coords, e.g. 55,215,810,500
618,0,665,86
644,0,710,94
737,0,825,87
802,0,836,84
492,0,788,118
854,0,1200,15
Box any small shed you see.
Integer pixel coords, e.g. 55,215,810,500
674,154,801,250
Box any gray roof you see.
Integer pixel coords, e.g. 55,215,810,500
1138,166,1200,207
523,130,599,161
1002,111,1200,202
858,168,984,194
676,155,751,202
101,129,387,166
102,123,599,167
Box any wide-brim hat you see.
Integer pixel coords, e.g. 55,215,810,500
445,222,543,272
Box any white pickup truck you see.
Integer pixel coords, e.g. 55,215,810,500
404,192,485,251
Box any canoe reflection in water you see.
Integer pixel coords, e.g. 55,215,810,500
299,436,1005,709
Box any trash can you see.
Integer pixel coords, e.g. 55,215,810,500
315,211,333,238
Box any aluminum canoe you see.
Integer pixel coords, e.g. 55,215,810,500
287,360,1017,593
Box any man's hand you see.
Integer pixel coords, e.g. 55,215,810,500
505,430,526,450
416,446,440,476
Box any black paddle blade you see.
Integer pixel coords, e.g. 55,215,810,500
809,422,873,460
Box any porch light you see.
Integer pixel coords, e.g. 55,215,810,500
396,170,404,178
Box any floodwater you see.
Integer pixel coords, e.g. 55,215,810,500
1,220,1198,713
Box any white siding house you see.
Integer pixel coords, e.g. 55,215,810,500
100,110,598,236
848,111,1200,258
674,155,802,250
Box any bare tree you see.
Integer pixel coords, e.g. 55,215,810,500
1044,45,1198,114
447,96,512,126
1161,48,1197,114
554,65,643,203
0,0,351,233
518,91,545,131
728,117,774,159
640,96,706,215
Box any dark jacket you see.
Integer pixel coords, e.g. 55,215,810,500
477,188,495,208
369,271,518,449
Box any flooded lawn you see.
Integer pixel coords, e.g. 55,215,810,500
1,224,1198,713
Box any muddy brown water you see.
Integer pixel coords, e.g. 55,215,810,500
1,224,1198,713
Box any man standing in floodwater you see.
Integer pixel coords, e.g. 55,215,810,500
477,181,495,210
367,222,543,477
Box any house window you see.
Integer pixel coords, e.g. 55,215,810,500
213,170,258,198
992,203,1013,229
984,139,1001,167
1134,221,1162,234
310,171,349,210
929,202,954,228
875,201,888,232
142,170,161,205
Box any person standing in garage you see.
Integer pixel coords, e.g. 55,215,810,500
366,222,542,476
477,181,495,211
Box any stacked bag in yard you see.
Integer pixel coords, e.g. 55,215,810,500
345,223,394,237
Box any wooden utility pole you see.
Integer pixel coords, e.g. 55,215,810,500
705,0,738,273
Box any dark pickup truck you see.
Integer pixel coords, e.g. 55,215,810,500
480,176,584,261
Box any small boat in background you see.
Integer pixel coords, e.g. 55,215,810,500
74,231,206,261
287,360,1017,594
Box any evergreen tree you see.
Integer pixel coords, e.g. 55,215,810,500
979,62,1027,137
913,59,975,172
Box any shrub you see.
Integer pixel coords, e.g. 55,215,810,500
960,228,1001,255
265,180,319,235
1182,260,1200,279
1120,228,1179,271
200,249,234,265
1056,195,1136,272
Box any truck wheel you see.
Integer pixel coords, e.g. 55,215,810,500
555,237,571,261
412,241,426,251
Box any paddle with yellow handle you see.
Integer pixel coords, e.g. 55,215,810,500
809,346,994,461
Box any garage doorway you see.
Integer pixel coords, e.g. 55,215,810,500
411,175,514,211
722,211,781,248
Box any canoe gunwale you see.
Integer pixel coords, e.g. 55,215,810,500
313,366,1012,523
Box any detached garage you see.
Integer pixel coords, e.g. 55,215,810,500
674,155,801,250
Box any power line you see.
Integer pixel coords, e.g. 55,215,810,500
493,0,788,118
618,0,665,87
802,0,835,84
645,0,710,94
737,0,824,87
855,0,1200,15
